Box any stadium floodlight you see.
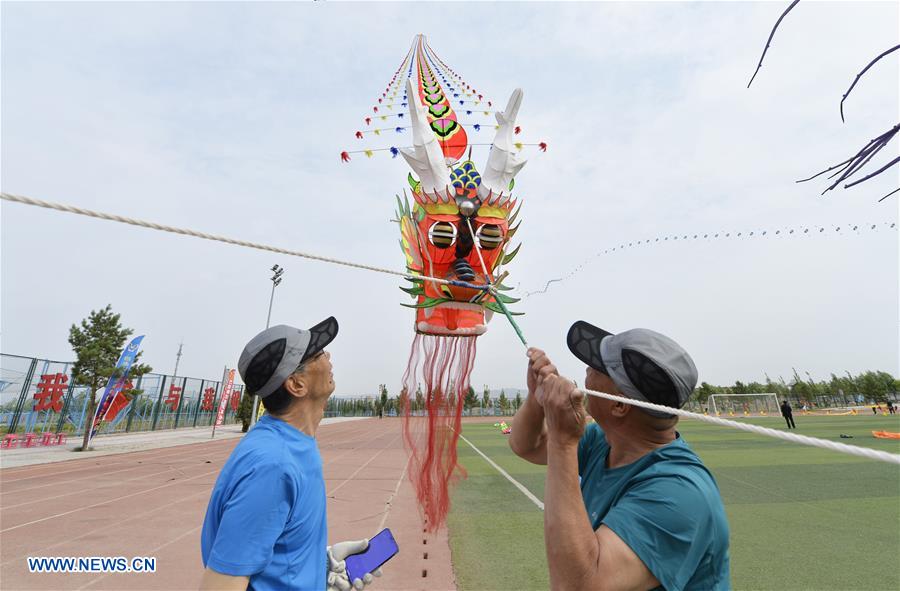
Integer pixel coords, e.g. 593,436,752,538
253,264,286,428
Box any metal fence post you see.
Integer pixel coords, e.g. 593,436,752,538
210,381,221,425
55,375,77,434
193,380,205,428
126,375,144,433
8,358,38,433
151,375,167,431
173,376,188,429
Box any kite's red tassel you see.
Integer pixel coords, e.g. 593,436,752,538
340,151,350,163
539,142,548,152
401,334,477,533
514,126,521,135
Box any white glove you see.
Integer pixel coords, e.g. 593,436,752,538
326,539,383,591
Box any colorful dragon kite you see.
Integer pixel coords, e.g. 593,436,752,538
346,35,537,532
396,36,529,532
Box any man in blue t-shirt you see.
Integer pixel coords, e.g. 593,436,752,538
200,317,382,591
509,321,731,590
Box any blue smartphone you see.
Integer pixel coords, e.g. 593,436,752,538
345,528,399,582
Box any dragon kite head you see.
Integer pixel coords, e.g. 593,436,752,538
396,78,526,336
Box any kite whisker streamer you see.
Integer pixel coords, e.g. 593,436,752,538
401,334,477,531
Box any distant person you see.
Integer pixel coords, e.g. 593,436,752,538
888,402,896,415
872,405,878,415
780,400,796,429
510,321,730,590
200,318,382,591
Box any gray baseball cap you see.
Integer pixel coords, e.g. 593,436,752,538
238,317,338,398
566,321,697,418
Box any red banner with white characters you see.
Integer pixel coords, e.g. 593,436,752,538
212,369,235,437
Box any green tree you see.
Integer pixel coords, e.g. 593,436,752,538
415,387,425,412
481,387,491,411
464,386,478,410
694,382,716,404
68,305,151,451
856,371,894,402
764,377,790,399
237,389,254,431
514,392,523,411
498,390,509,413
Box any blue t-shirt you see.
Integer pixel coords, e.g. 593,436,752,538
578,423,731,591
201,415,327,591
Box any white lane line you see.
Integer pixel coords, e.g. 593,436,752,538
458,434,544,511
1,469,219,533
326,433,402,497
378,454,411,531
78,524,203,590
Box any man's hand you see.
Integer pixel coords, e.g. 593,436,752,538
327,539,383,591
541,374,586,448
526,348,559,403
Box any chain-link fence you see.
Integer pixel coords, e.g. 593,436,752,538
0,353,244,436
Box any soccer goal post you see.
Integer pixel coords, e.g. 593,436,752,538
708,393,780,416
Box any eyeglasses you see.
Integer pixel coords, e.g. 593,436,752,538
294,350,326,374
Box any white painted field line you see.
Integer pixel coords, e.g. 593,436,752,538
378,454,411,531
458,434,544,511
327,433,402,497
0,468,220,533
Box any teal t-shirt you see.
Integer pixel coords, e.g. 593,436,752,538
578,423,731,591
201,415,327,591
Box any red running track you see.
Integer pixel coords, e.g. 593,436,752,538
0,418,454,590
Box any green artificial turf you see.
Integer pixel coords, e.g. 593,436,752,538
447,415,900,591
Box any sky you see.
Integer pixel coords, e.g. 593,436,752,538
2,1,898,399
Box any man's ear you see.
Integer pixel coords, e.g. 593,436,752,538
283,373,308,399
610,400,630,417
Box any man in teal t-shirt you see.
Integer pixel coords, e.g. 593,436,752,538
510,321,730,590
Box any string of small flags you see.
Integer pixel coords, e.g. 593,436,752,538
343,41,547,163
340,141,548,163
354,120,526,138
424,41,489,105
520,221,898,299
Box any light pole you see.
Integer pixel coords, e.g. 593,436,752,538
267,265,284,329
250,265,284,427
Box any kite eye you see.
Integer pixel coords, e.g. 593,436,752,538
428,221,457,249
476,224,504,250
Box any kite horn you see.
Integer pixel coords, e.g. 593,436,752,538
480,89,528,198
398,78,452,195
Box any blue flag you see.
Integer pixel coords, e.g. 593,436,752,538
89,335,144,441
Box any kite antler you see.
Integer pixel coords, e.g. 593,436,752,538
479,89,527,202
400,78,452,196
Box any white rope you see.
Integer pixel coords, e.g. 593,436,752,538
0,192,468,289
579,387,900,466
5,192,897,466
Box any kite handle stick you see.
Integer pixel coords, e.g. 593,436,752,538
465,217,529,347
